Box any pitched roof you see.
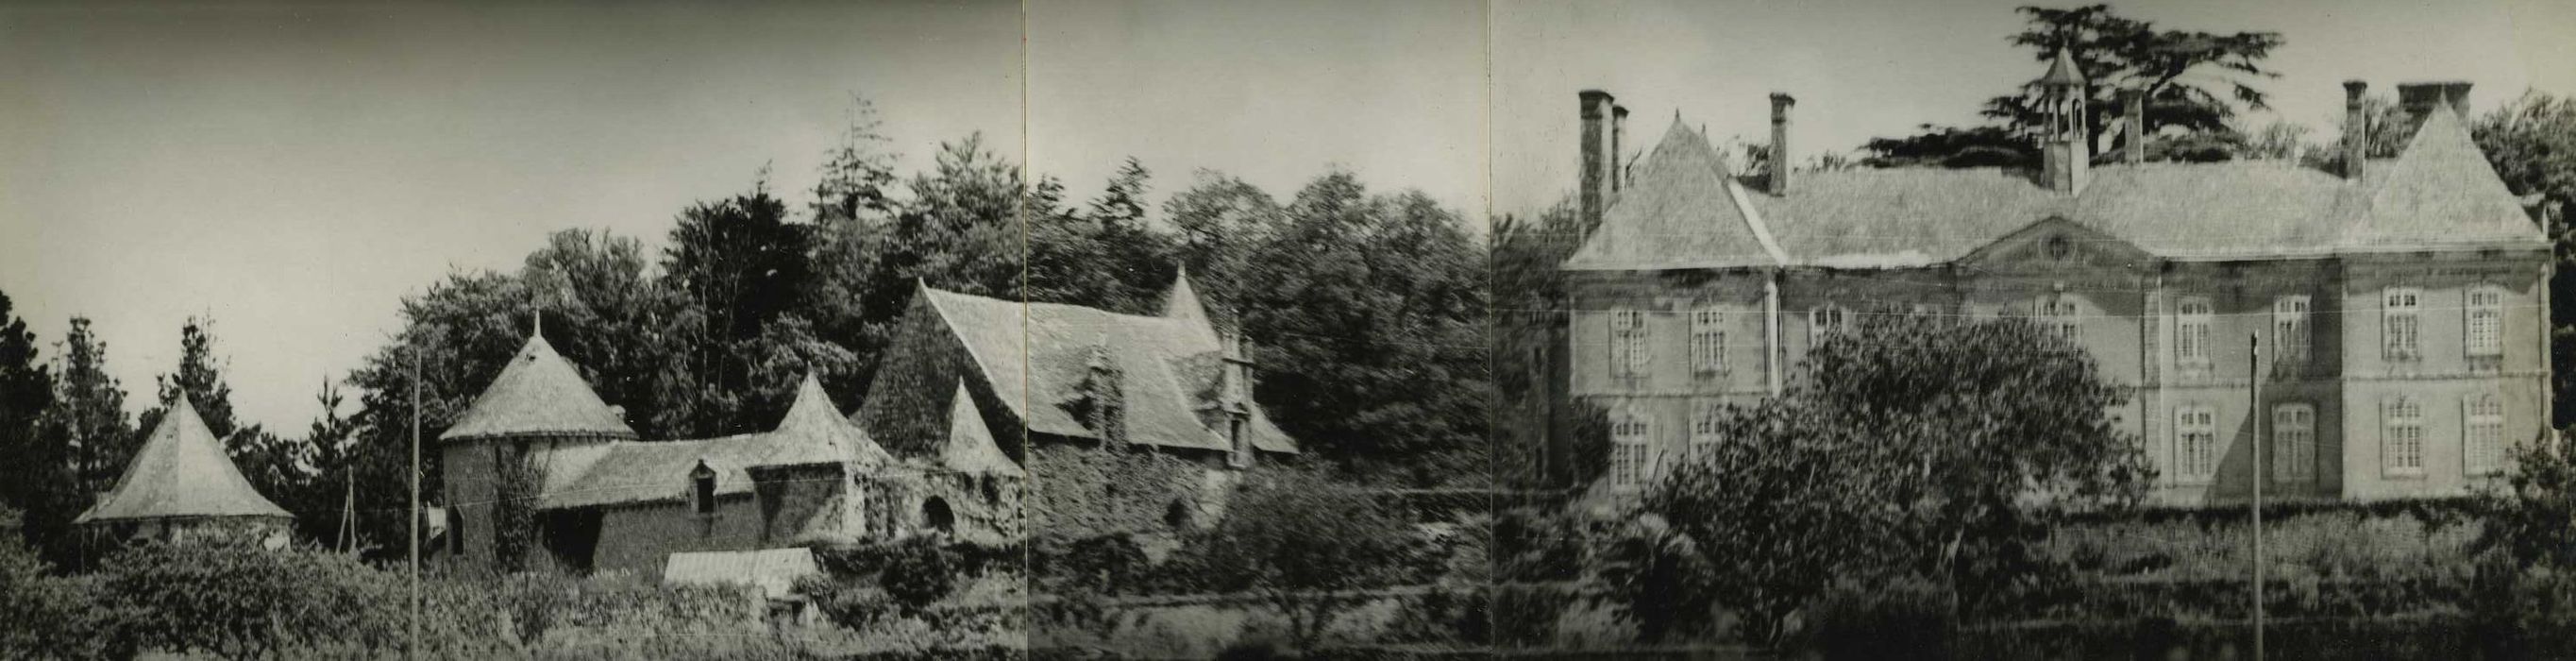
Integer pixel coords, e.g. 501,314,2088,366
77,397,291,524
2038,48,2085,86
941,381,1024,477
662,548,820,601
915,286,1296,454
1563,121,1775,270
540,434,763,509
1158,268,1223,347
1567,107,2544,271
441,332,637,443
762,373,894,469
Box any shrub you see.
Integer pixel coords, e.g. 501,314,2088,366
883,535,965,610
0,508,126,660
100,538,415,660
1801,576,1957,661
1186,467,1415,653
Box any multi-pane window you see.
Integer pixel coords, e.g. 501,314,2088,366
2272,404,2315,483
2466,394,2505,475
2384,398,2425,476
1808,304,1849,346
1609,310,1650,380
2273,297,2311,364
2467,287,2505,358
2040,297,2081,342
2383,288,2422,361
2175,405,2216,481
2176,298,2214,369
1690,308,1726,373
1690,399,1724,459
1610,410,1653,485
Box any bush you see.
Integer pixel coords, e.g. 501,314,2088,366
0,508,126,660
882,535,966,610
1801,576,1957,660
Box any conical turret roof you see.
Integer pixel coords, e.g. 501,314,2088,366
942,381,1024,478
440,331,637,443
2038,47,2085,87
76,396,291,524
1158,267,1222,347
760,372,893,468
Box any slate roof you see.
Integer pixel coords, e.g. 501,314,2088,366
441,332,637,443
541,433,765,510
913,280,1300,454
2039,48,2084,86
77,397,292,524
942,381,1025,478
763,373,894,470
1567,104,2544,271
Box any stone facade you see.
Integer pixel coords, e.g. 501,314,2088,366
1558,76,2550,507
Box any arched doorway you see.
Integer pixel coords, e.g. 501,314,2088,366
922,497,954,534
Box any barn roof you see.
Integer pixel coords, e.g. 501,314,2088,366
1565,104,2545,272
77,396,291,524
441,331,637,443
540,434,765,510
912,279,1298,455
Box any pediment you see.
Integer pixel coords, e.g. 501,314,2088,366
1956,216,2155,273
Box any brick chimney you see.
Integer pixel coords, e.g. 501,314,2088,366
1579,90,1615,227
1610,105,1629,194
2343,80,2369,181
1769,93,1794,195
2120,89,2145,164
2398,81,2473,120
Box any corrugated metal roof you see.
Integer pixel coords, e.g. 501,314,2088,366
77,397,291,524
662,548,819,601
441,332,637,443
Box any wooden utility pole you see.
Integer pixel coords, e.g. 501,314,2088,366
409,346,422,660
2249,333,2265,661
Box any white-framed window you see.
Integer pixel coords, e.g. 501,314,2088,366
1610,409,1653,485
1689,398,1724,459
2383,287,2422,361
2176,297,2214,369
2466,393,2505,475
2467,286,2505,358
1609,310,1651,380
2384,397,2425,476
1808,304,1849,346
2272,403,2315,483
1690,308,1726,373
2273,297,2311,364
2040,297,2081,342
2175,405,2217,481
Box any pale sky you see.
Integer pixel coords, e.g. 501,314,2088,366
1493,0,2576,216
3,0,2568,432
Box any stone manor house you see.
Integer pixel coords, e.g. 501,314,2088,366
1556,55,2551,506
441,272,1298,574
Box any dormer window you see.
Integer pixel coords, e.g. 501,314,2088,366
690,461,717,516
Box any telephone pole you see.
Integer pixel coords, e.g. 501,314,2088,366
408,346,422,660
2249,332,2265,661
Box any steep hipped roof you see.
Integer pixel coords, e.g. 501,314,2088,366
77,397,291,524
942,381,1025,477
913,286,1297,454
1562,120,1774,270
2038,47,2085,86
1567,104,2543,271
762,373,894,469
441,332,637,443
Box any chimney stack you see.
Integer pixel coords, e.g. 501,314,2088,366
2343,80,2369,181
1769,93,1794,195
2120,89,2146,164
1578,90,1615,227
2398,81,2474,120
1611,105,1629,194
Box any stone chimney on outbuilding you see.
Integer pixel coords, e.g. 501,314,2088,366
1610,104,1629,194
